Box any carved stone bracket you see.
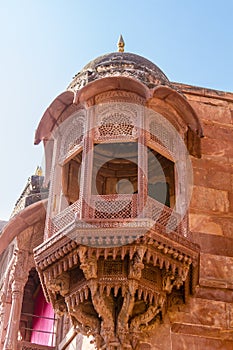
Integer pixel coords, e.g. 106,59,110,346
130,296,164,332
47,272,70,297
78,246,97,280
34,210,200,350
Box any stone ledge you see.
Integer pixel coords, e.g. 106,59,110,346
171,332,233,350
199,253,233,287
199,278,230,289
189,232,233,257
195,286,233,303
190,186,230,213
171,323,233,341
172,82,233,103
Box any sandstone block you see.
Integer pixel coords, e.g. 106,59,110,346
200,253,233,286
203,121,233,142
190,186,229,213
189,213,223,235
171,332,233,350
169,298,227,328
202,137,233,158
189,100,232,124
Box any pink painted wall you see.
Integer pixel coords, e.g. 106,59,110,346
30,287,55,346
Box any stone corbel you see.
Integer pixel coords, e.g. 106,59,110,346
90,285,116,348
117,280,137,348
47,272,70,297
162,267,189,294
54,298,67,317
129,249,146,280
78,246,98,280
69,303,100,337
80,257,97,280
130,295,165,333
162,272,176,294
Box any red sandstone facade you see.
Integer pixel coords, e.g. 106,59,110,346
0,50,233,350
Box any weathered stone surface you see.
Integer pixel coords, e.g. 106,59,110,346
202,137,233,158
193,167,232,191
185,94,230,107
189,100,232,124
228,192,233,212
190,216,233,239
226,304,233,329
220,217,233,238
200,253,233,288
195,285,233,303
190,232,233,257
190,186,229,213
203,120,233,142
147,323,172,350
169,298,228,328
171,331,233,350
172,323,233,340
191,157,233,175
190,213,223,235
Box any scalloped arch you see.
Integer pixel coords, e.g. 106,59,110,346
148,85,203,138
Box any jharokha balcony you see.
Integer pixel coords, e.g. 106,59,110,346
33,99,200,349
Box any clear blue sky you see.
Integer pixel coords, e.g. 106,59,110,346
0,0,232,220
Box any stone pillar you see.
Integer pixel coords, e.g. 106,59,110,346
79,105,94,220
3,252,29,350
44,137,59,240
137,105,148,216
0,256,15,347
3,279,25,350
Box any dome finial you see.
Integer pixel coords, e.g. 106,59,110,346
117,34,125,52
35,165,43,176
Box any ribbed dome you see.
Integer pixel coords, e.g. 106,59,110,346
68,52,169,91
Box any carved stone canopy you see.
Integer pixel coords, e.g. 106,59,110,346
34,225,199,350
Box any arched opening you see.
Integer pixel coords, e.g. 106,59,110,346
19,268,56,347
147,147,175,208
92,142,138,195
62,150,83,205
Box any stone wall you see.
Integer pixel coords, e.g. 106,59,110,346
148,83,233,350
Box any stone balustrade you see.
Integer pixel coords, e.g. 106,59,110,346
49,194,187,238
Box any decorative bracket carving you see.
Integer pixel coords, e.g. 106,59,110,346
35,228,199,350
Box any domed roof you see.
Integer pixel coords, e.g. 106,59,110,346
68,52,169,91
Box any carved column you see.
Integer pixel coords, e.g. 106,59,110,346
44,137,59,240
3,252,28,350
137,105,148,216
0,255,16,346
79,105,94,220
3,280,25,350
